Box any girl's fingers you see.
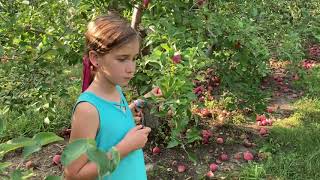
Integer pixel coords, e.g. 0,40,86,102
134,110,143,117
134,116,142,123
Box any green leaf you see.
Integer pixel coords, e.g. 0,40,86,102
11,170,23,180
45,176,62,180
86,147,120,179
107,147,121,172
8,137,33,147
11,169,34,180
0,138,34,159
32,132,63,146
186,128,201,144
186,151,197,164
167,139,180,148
0,144,24,159
87,147,110,178
61,139,96,166
21,0,30,5
22,143,41,159
0,46,3,57
160,43,171,52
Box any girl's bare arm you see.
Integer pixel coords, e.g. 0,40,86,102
63,103,131,180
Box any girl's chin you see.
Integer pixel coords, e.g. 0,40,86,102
117,81,130,86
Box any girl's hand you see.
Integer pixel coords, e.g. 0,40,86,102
120,125,151,151
133,110,143,124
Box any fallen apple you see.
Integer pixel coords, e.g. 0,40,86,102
152,146,161,155
259,127,268,136
199,96,205,102
243,151,254,161
219,153,229,161
206,170,214,178
209,163,218,172
216,137,224,144
266,107,273,113
177,164,186,173
53,155,61,165
201,109,212,117
261,119,267,126
25,161,34,169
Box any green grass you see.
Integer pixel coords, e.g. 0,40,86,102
238,66,320,180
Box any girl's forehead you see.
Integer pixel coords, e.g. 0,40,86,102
111,39,140,55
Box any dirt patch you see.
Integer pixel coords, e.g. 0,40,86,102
2,141,66,179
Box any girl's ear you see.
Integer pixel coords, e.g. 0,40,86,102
88,51,99,67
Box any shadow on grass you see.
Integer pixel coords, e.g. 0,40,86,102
239,98,320,180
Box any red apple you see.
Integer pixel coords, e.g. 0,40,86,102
243,151,254,161
206,170,214,178
259,127,268,136
152,146,161,155
197,0,206,6
266,107,273,113
261,119,267,126
143,0,150,8
201,109,212,117
172,52,182,64
202,138,209,144
209,163,218,172
25,161,34,169
177,164,186,173
216,137,224,144
53,155,61,165
202,130,212,138
219,153,229,161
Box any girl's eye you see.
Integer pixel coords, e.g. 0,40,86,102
118,58,126,62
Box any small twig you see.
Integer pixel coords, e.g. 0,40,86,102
131,4,143,30
188,1,199,12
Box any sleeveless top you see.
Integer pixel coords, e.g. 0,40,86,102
73,85,147,180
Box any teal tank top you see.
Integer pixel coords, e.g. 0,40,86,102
73,85,147,180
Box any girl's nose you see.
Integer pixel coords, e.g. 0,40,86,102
126,61,136,74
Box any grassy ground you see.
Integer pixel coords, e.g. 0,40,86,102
239,66,320,179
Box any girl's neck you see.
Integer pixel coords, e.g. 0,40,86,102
89,75,117,95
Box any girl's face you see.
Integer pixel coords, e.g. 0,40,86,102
96,38,140,86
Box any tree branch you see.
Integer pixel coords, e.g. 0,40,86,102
131,4,143,30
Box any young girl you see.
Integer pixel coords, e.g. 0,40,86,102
64,13,161,180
